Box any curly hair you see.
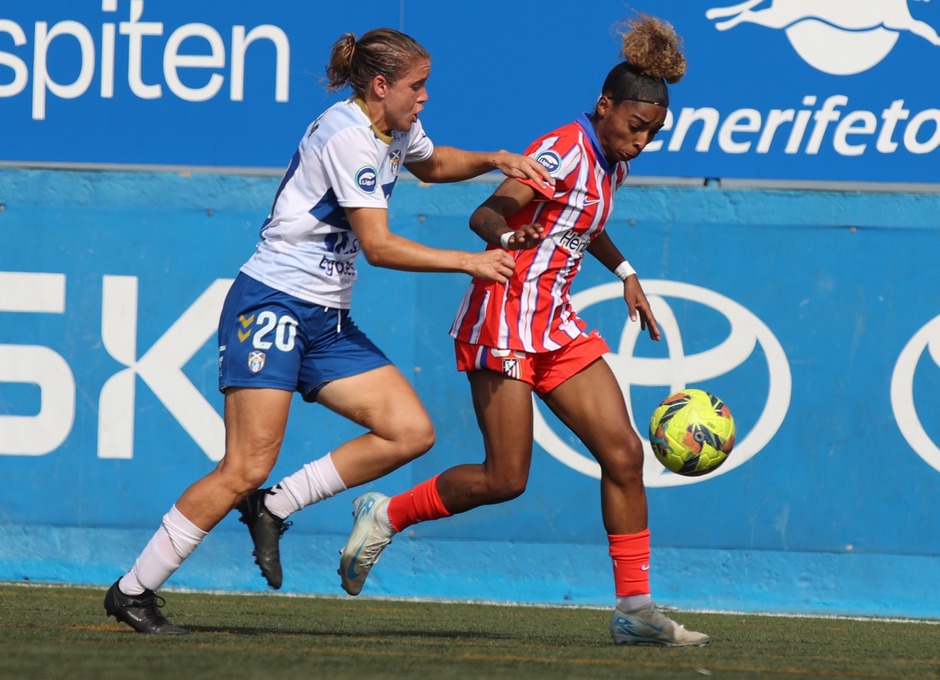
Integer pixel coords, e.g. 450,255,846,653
324,28,430,96
601,14,687,107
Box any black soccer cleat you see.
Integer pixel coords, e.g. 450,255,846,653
103,581,189,634
237,487,292,589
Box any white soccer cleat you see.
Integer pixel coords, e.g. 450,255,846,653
339,492,394,596
610,603,710,647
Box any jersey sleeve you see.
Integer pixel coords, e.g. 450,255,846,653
515,130,583,200
319,126,389,209
404,117,434,163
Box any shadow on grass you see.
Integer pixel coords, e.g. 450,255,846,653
184,624,516,641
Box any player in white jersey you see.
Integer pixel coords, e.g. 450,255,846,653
104,27,552,634
239,97,436,309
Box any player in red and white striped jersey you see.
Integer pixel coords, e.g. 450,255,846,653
340,15,711,647
450,115,629,352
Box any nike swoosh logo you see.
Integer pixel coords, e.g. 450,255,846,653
584,199,600,205
615,617,665,634
640,565,650,571
346,543,364,580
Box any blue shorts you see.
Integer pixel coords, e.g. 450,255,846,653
218,273,391,402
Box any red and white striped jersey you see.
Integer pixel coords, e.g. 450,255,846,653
450,114,629,352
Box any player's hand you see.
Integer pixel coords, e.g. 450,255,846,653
492,151,555,189
502,223,546,250
463,249,516,283
623,275,661,341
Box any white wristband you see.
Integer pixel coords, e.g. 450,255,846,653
614,260,636,281
499,231,513,249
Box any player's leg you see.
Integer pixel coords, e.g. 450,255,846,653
542,357,708,647
321,364,443,595
435,370,535,510
241,363,435,589
106,273,298,630
318,364,436,482
542,358,647,534
105,387,291,633
340,366,536,595
179,387,293,528
235,302,425,588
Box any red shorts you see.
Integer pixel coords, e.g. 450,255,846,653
454,330,610,397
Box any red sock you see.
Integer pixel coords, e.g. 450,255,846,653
608,528,651,597
386,475,452,532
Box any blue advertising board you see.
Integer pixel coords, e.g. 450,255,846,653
1,167,939,617
2,1,940,184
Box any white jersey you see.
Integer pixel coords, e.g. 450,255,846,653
241,98,435,308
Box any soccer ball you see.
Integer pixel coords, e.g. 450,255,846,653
648,389,736,476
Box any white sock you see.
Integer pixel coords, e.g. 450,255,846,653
118,505,208,595
377,500,393,533
617,594,652,612
264,453,347,519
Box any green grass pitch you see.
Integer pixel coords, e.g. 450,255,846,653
1,583,938,680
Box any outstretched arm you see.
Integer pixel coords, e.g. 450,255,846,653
588,232,661,341
407,146,554,187
346,206,516,283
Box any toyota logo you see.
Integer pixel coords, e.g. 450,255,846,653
533,280,792,488
891,314,940,473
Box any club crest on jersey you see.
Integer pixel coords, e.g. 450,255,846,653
388,149,402,177
248,350,266,374
502,358,520,379
535,151,561,175
356,166,378,194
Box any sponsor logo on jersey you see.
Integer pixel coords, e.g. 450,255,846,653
555,228,591,255
324,231,356,255
248,350,266,373
355,166,378,194
535,150,562,174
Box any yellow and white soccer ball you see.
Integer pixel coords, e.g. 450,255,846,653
648,389,736,476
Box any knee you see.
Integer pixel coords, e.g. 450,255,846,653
602,436,645,486
220,464,270,496
410,419,436,457
484,473,528,504
391,415,436,461
216,450,277,495
238,466,271,493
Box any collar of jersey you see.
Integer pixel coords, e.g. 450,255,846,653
577,112,611,174
353,97,393,144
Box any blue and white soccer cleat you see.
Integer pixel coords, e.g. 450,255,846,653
339,492,394,596
610,603,710,647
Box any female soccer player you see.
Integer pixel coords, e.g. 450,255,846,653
103,27,551,634
338,15,710,647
